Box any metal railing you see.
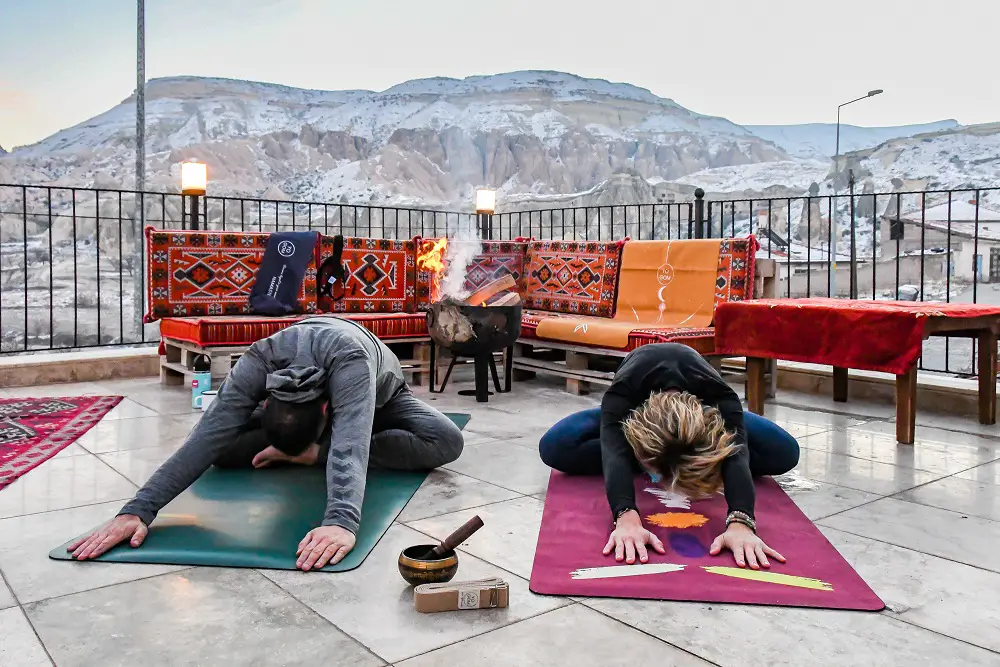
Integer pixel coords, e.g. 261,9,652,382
2,182,999,377
0,184,474,354
492,186,1000,376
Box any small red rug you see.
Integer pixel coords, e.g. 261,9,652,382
0,396,123,490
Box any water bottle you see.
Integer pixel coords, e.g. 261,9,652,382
191,354,212,410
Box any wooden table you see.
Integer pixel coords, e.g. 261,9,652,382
714,298,1000,444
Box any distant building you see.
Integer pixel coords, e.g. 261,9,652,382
886,199,1000,282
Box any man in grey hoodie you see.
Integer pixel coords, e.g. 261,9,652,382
68,317,465,571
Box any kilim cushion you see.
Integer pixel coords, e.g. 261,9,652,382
317,236,417,313
144,227,318,323
520,311,714,354
159,313,429,348
522,240,624,317
465,241,529,291
713,235,758,314
414,239,529,310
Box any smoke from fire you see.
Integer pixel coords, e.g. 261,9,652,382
439,216,482,299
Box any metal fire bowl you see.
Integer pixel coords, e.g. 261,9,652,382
426,302,523,358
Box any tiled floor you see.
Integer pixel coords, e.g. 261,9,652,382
2,374,1000,666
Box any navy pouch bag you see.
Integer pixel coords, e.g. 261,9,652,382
249,231,319,315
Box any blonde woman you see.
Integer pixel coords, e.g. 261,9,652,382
539,343,799,569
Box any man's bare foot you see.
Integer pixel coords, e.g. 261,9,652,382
252,443,321,469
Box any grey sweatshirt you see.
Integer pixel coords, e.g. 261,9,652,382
118,316,405,533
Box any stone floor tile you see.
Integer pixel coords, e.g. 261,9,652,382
0,501,184,604
898,475,1000,522
819,497,1000,574
74,414,195,454
823,527,1000,653
792,446,945,495
800,428,999,476
406,497,544,580
122,388,200,416
443,441,553,496
850,420,1000,451
0,453,136,520
763,403,870,431
956,459,1000,485
767,392,897,421
51,444,90,458
25,568,381,667
0,607,51,666
2,382,110,399
395,604,711,667
97,445,181,487
0,577,14,610
776,476,882,520
453,404,567,441
99,398,159,421
584,595,999,666
262,524,567,663
396,469,522,523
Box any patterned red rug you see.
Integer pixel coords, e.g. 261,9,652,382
0,396,123,490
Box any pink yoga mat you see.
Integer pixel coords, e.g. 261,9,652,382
530,472,883,611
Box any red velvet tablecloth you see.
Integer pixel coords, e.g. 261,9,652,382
715,298,1000,374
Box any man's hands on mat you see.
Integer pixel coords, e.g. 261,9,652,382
297,525,356,571
603,510,665,564
252,443,321,469
67,514,147,560
710,523,786,569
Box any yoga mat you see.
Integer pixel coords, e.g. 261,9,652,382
50,412,471,572
529,472,883,610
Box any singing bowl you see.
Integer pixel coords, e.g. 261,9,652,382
398,544,459,586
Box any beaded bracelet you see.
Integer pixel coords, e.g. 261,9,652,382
725,510,757,533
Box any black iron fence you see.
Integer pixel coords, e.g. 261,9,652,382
2,182,999,377
0,184,474,354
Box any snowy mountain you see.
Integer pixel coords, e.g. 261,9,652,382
1,71,787,206
0,71,994,210
745,120,960,160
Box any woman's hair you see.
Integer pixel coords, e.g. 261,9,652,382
622,391,738,498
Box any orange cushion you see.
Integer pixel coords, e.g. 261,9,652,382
520,315,714,354
160,313,428,348
534,239,722,348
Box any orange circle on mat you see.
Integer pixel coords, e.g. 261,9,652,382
646,512,709,529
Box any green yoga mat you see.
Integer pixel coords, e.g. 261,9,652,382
50,412,471,571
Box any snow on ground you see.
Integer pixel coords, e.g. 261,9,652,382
746,120,959,159
670,160,831,192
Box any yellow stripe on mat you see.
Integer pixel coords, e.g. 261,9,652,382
702,566,834,591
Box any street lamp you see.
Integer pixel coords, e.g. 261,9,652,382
830,88,882,298
180,160,207,230
475,188,496,240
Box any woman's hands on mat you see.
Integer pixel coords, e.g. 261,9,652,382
710,523,785,569
67,514,148,560
603,510,666,564
297,525,356,571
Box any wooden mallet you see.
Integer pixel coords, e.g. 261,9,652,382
425,515,485,558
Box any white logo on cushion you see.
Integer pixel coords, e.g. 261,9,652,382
277,240,295,257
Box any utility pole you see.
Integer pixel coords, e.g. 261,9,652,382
133,0,146,338
831,88,882,297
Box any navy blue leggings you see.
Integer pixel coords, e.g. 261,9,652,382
539,407,799,477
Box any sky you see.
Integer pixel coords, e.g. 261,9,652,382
1,0,998,149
